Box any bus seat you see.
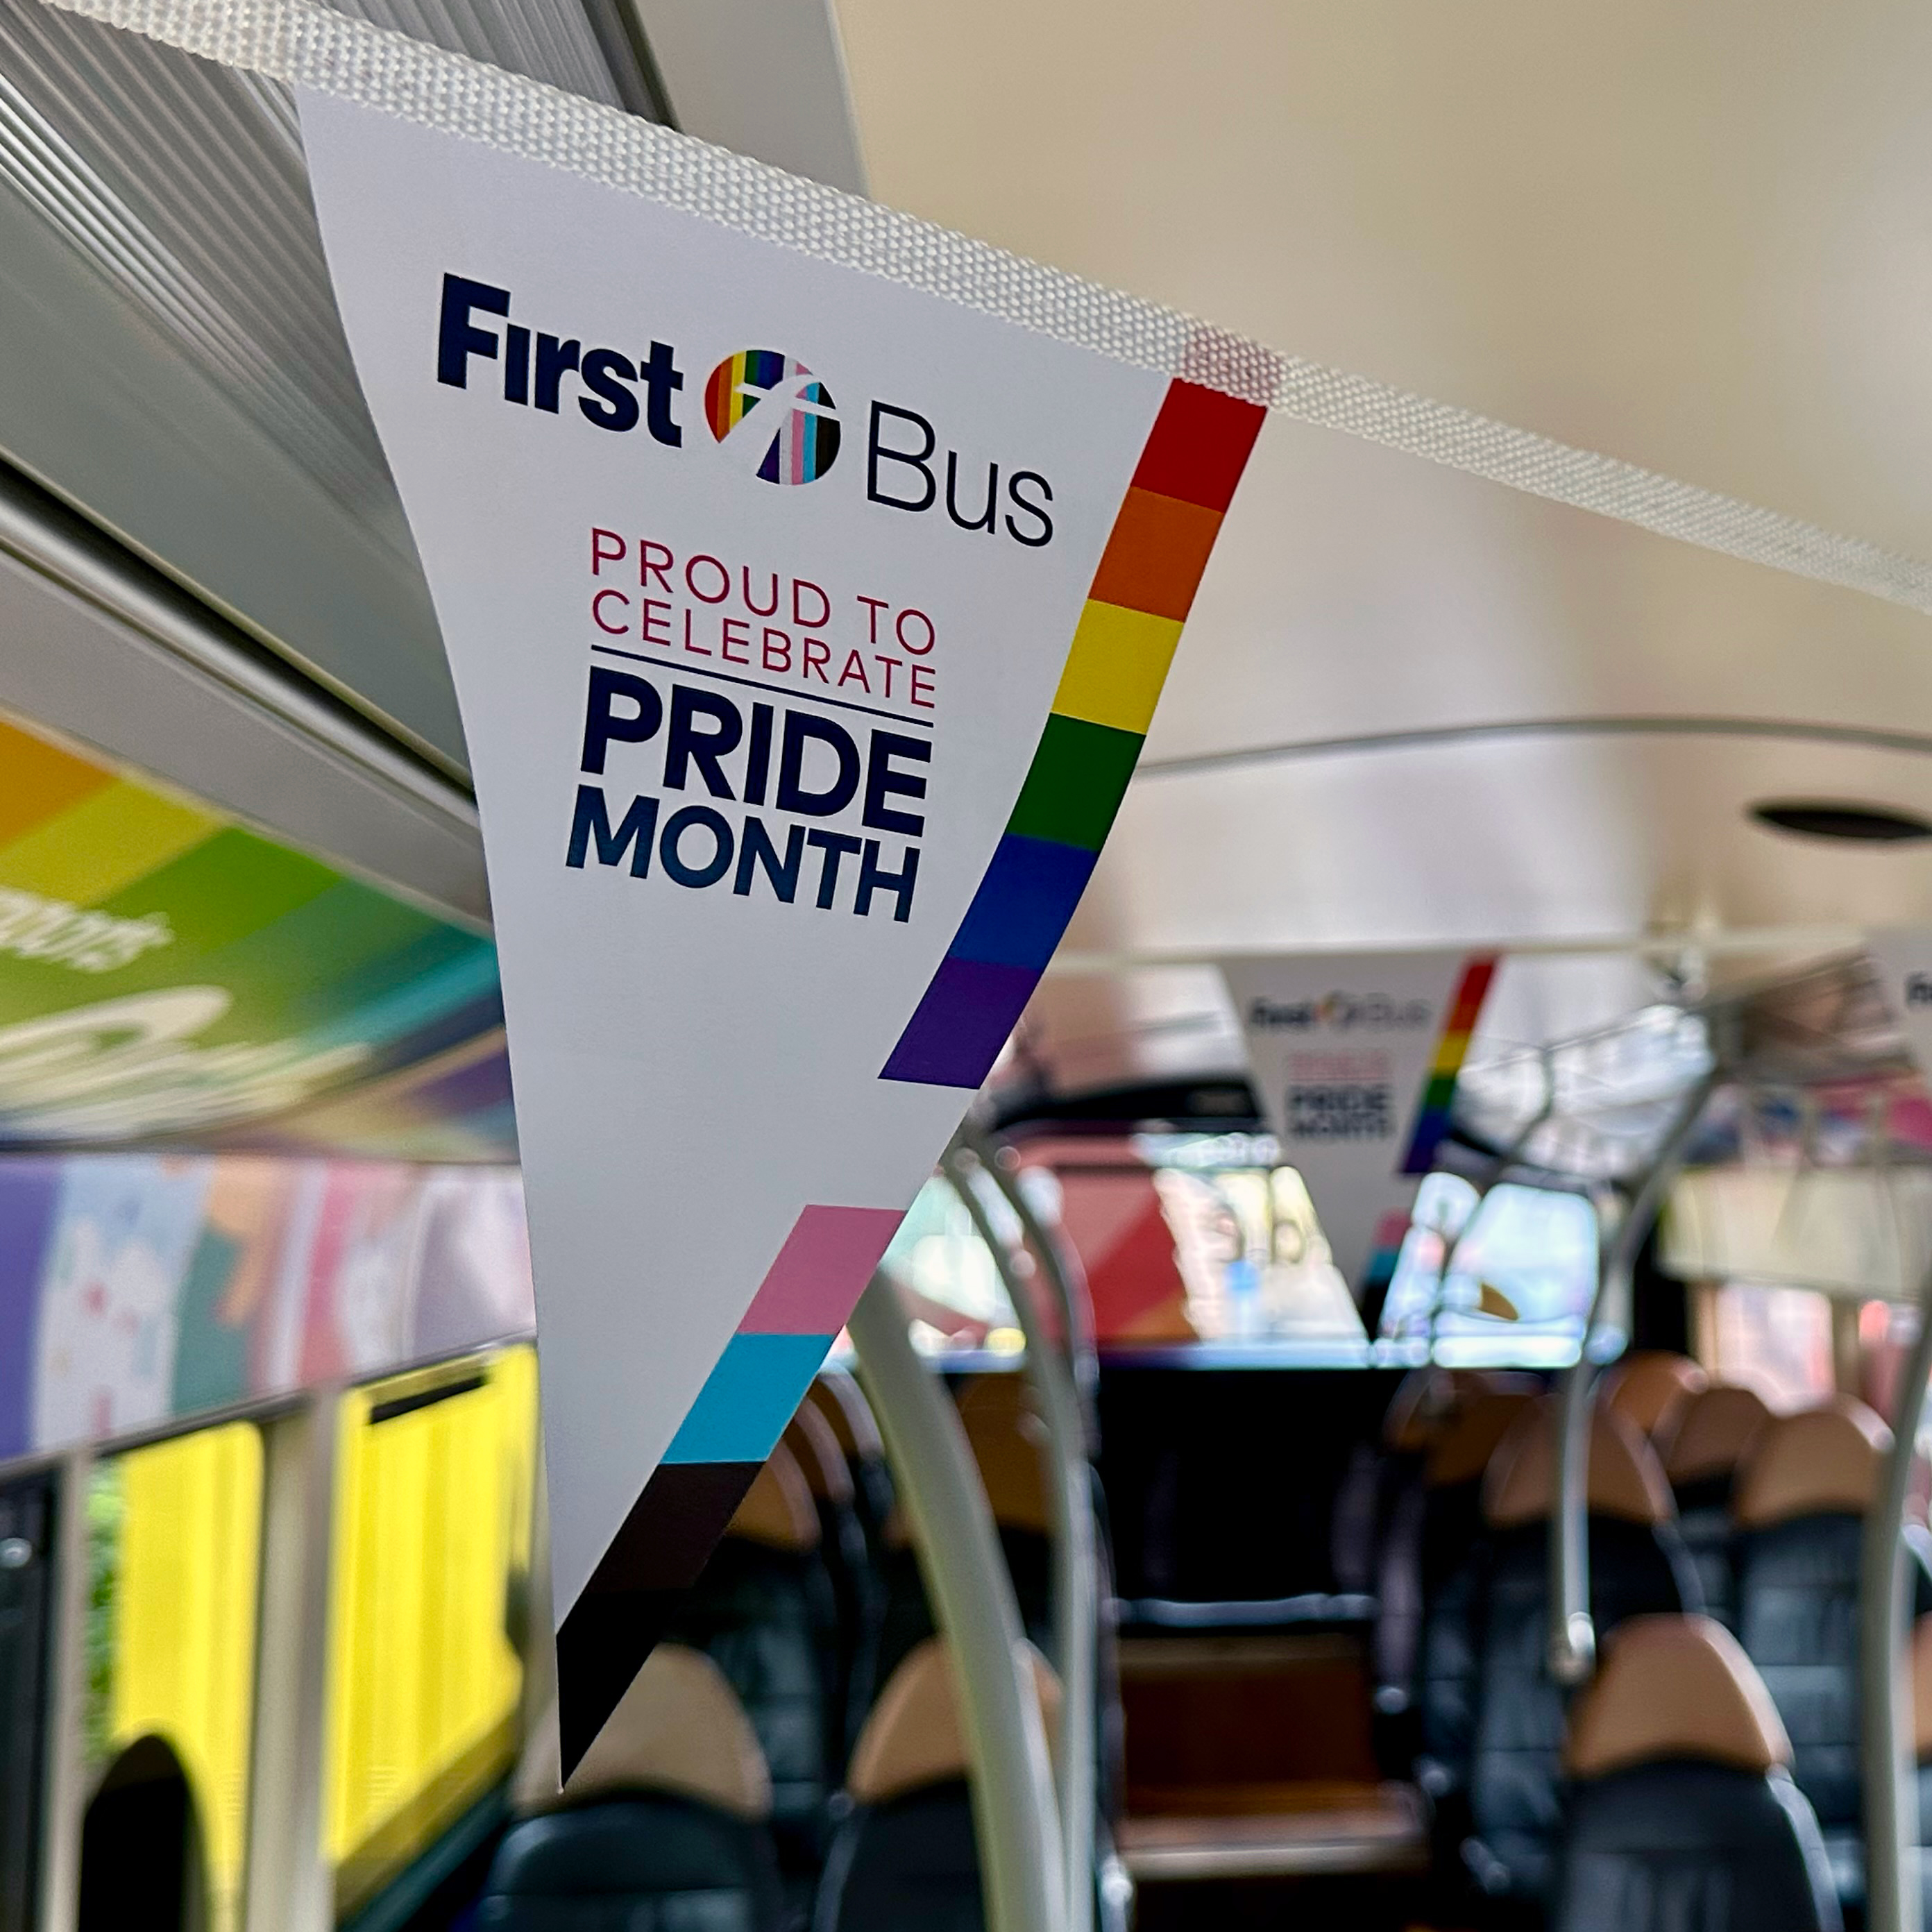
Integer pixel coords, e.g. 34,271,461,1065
815,1637,1061,1932
480,1644,786,1932
1601,1352,1709,1441
659,1445,842,1895
1366,1376,1541,1770
874,1375,1056,1690
786,1400,886,1769
1733,1398,1932,1908
1553,1615,1840,1932
1419,1398,1698,1910
1657,1384,1772,1629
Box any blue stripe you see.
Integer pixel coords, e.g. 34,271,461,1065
663,1332,833,1464
947,833,1097,971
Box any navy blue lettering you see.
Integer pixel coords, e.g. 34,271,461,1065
856,840,920,921
659,806,734,888
641,341,684,446
807,830,862,909
663,686,743,797
437,275,509,387
534,333,582,413
581,668,662,774
566,785,656,875
578,349,640,432
744,704,774,806
1005,471,1054,547
504,323,531,404
864,731,929,836
777,712,861,817
867,402,936,511
734,816,804,902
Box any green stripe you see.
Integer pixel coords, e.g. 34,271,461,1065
97,827,338,953
1004,713,1144,852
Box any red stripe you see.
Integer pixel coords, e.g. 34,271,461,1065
1130,380,1267,512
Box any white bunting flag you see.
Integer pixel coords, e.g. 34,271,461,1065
284,85,1264,1768
1222,952,1498,1294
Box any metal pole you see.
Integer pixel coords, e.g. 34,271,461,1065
944,1144,1097,1932
1548,1077,1713,1684
243,1389,341,1932
1861,1260,1932,1932
847,1272,1065,1932
35,1446,91,1932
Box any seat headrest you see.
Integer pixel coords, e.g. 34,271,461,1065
523,1645,772,1820
1733,1398,1890,1530
1483,1398,1674,1530
808,1369,883,1462
1911,1615,1932,1762
1566,1615,1790,1780
783,1400,854,1507
956,1375,1052,1534
847,1637,1062,1806
727,1446,821,1552
1600,1352,1709,1439
1425,1387,1540,1489
1660,1384,1772,1488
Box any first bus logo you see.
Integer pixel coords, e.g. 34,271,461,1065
704,350,840,484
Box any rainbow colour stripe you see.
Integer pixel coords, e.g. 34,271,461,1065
881,378,1267,1089
703,348,840,484
1398,954,1498,1175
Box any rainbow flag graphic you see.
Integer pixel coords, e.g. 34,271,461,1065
703,349,840,484
1398,954,1498,1175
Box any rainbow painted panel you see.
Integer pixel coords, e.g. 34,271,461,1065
882,379,1266,1089
0,709,510,1155
1399,955,1499,1175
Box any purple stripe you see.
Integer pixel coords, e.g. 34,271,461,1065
0,1162,62,1459
880,955,1042,1088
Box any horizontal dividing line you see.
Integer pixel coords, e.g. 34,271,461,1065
588,644,935,730
1138,713,1932,779
368,1371,486,1424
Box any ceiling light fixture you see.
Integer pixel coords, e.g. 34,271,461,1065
1749,800,1932,845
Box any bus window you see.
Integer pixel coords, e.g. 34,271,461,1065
83,1422,262,1932
881,1178,1021,1355
1379,1179,1601,1367
1704,1282,1836,1409
324,1344,537,1919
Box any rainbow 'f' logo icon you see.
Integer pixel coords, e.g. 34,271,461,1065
703,350,841,484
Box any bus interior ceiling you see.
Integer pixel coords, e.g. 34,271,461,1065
0,4,1930,1932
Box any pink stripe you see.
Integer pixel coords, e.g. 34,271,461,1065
740,1204,904,1334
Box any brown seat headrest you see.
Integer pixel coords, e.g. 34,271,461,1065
847,1636,1062,1806
1565,1615,1790,1779
1483,1398,1674,1530
1600,1352,1709,1439
1732,1398,1890,1530
519,1645,772,1819
1426,1388,1540,1489
783,1400,854,1507
1659,1384,1772,1489
727,1445,821,1552
956,1375,1053,1534
807,1369,884,1462
1387,1368,1544,1455
1911,1615,1932,1762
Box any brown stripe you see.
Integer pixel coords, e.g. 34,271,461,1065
555,1459,761,1779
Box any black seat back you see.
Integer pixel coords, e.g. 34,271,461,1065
815,1637,1060,1932
1659,1385,1770,1631
661,1448,840,1881
482,1643,785,1932
1733,1401,1888,1840
1554,1614,1839,1932
1423,1398,1698,1906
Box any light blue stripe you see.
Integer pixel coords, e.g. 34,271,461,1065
663,1332,833,1464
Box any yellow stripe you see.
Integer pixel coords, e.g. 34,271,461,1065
1050,600,1185,737
1431,1028,1475,1074
0,779,219,902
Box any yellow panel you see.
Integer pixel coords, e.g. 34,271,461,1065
110,1423,263,1932
1050,600,1185,737
0,779,217,903
325,1346,539,1912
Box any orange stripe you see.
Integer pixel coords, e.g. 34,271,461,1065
1087,488,1226,622
0,718,113,847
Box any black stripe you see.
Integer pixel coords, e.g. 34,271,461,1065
368,1373,486,1424
555,1459,761,1780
